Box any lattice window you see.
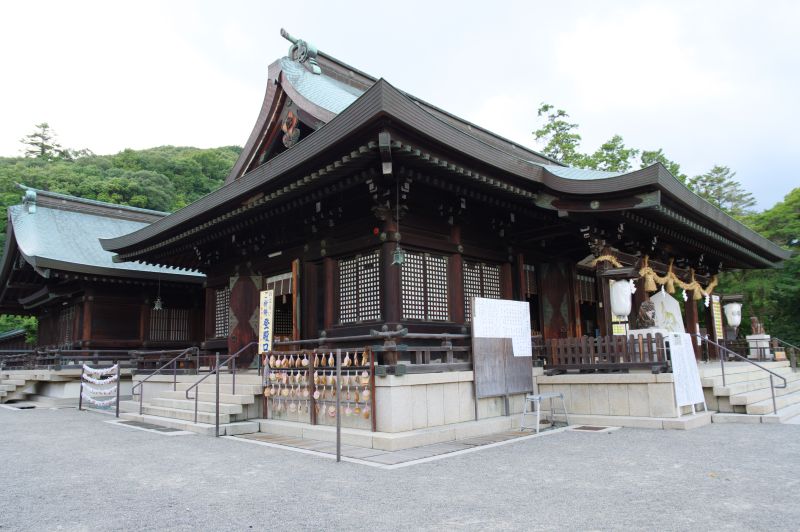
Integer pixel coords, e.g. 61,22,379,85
214,287,230,337
524,264,538,296
149,308,190,342
401,252,449,321
273,303,292,337
463,261,502,321
338,250,381,324
576,273,597,303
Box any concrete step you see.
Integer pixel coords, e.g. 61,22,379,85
141,404,240,424
151,397,243,415
159,390,255,404
714,371,800,397
698,361,789,378
2,379,27,386
702,366,795,388
119,412,259,436
729,376,800,406
746,389,800,415
174,382,262,395
762,401,800,423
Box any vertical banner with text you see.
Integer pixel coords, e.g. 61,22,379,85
258,289,275,355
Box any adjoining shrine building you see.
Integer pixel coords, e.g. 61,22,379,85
0,187,205,351
102,31,790,438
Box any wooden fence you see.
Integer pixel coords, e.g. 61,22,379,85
544,333,670,373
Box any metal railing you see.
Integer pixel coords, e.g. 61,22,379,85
694,334,787,415
773,338,800,370
184,342,257,436
130,347,199,415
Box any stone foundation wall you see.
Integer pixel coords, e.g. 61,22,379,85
535,373,679,418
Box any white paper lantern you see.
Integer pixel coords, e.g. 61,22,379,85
609,279,633,318
723,302,742,327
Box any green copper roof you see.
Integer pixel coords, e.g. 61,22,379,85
280,57,363,114
539,164,626,180
8,202,202,281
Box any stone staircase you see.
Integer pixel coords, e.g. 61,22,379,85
0,375,35,403
701,361,800,423
119,373,262,436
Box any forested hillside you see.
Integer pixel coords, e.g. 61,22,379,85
0,144,241,250
0,126,241,340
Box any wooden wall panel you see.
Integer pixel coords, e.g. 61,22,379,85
538,263,573,340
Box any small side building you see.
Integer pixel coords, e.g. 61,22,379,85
0,187,205,351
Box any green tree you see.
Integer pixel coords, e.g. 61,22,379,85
640,149,687,182
532,103,585,166
19,122,64,161
687,165,756,217
719,188,800,344
582,134,640,172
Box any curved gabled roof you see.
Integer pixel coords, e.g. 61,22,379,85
1,187,203,283
100,77,790,268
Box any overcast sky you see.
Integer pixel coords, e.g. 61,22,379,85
1,1,797,209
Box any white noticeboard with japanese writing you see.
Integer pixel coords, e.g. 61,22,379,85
472,297,532,357
663,332,706,409
258,289,275,355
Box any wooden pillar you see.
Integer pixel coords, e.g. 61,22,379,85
302,261,318,339
291,258,301,341
82,295,93,345
569,264,581,337
448,225,465,324
381,218,401,326
684,291,702,359
595,264,612,337
514,253,526,302
323,257,335,330
501,263,513,300
139,300,149,345
628,277,649,328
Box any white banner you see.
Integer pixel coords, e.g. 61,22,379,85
664,332,705,407
258,289,275,354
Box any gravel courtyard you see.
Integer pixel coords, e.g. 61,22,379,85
1,406,798,531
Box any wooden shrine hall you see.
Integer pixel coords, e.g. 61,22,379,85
0,187,205,351
97,30,792,437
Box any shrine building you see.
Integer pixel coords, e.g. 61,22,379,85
95,31,791,441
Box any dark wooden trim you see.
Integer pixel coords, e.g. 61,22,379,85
323,257,335,330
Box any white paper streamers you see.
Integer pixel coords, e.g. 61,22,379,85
80,393,117,407
80,382,118,396
81,364,119,410
82,373,118,385
83,364,118,376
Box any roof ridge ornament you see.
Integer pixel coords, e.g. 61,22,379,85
22,188,36,214
280,28,321,75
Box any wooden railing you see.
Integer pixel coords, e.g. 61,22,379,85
544,333,670,373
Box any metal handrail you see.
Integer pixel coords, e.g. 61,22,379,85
131,346,198,415
693,334,787,415
184,341,257,436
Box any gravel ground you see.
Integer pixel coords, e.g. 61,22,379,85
1,406,798,531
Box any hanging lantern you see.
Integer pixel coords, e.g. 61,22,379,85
609,279,633,318
723,302,742,327
153,277,164,311
392,246,406,266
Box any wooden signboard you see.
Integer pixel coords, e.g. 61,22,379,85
471,297,533,403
